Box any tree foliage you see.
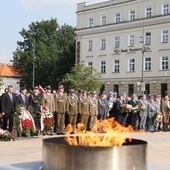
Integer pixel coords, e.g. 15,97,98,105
61,63,103,92
11,18,75,89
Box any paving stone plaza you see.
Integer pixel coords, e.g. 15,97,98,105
0,132,170,170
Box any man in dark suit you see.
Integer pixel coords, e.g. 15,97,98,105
110,95,123,122
1,85,17,132
16,87,29,109
128,94,139,129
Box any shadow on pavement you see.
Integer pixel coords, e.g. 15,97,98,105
0,161,42,170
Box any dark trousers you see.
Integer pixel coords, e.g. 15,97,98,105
117,113,127,127
3,112,14,132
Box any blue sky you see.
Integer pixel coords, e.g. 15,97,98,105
0,0,107,64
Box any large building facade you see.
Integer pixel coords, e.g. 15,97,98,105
75,0,170,97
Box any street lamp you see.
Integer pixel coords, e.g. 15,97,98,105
139,37,150,93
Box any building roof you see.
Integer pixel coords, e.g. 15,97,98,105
0,64,21,78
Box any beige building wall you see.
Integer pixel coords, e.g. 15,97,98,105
75,0,170,97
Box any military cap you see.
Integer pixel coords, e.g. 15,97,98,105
33,86,39,90
46,85,51,90
91,91,96,95
131,94,137,98
69,89,75,93
122,92,126,95
58,85,64,89
108,92,113,95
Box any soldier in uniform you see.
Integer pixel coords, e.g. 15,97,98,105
42,86,55,113
66,89,78,132
29,86,42,112
98,91,108,121
78,90,90,130
89,91,98,131
54,85,67,135
29,86,42,135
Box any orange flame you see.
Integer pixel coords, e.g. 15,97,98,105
65,118,134,147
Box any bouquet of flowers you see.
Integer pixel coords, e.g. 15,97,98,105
0,129,15,141
121,104,132,113
19,107,36,136
154,112,163,127
40,106,54,135
137,105,146,112
131,105,143,113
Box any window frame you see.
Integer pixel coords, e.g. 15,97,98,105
113,59,120,73
128,35,135,47
100,61,106,73
88,18,94,27
162,3,169,15
101,15,107,25
88,40,93,51
128,58,135,72
129,10,135,21
144,57,151,71
160,56,169,70
115,12,121,23
88,61,93,68
145,7,152,18
114,36,120,48
100,38,106,50
161,30,169,43
145,32,151,45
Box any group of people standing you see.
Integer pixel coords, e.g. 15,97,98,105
0,84,170,135
109,92,170,132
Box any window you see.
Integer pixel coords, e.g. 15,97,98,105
100,38,106,50
115,13,120,23
145,7,152,18
113,85,119,96
101,15,107,25
113,60,120,72
145,84,150,95
162,4,169,15
114,36,120,48
161,56,169,70
88,18,94,27
161,30,168,43
129,10,135,21
88,62,93,68
145,32,151,45
100,61,106,73
88,40,93,51
128,59,135,72
144,57,151,71
128,35,134,46
128,84,134,97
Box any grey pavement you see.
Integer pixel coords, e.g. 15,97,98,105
0,132,170,170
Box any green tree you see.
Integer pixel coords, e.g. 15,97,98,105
61,63,103,92
11,19,75,89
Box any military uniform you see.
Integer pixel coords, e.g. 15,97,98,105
29,87,42,134
89,92,98,131
78,91,90,130
29,91,42,112
42,86,55,112
67,90,78,131
54,85,67,134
